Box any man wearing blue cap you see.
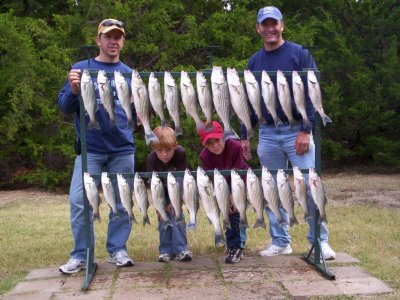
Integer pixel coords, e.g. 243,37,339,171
241,6,336,260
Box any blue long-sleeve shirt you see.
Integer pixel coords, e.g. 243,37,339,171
57,58,137,155
242,40,316,138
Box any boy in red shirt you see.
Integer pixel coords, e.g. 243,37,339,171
198,121,248,263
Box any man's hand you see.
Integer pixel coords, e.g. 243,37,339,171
295,131,310,155
68,69,81,95
241,140,252,160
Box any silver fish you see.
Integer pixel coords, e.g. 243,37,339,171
167,172,185,224
226,67,254,140
114,70,135,128
210,66,239,141
213,169,232,230
101,172,119,219
231,169,248,228
117,174,137,224
261,70,282,127
148,72,167,127
196,71,213,130
277,70,295,127
244,69,264,123
292,71,311,128
180,71,204,132
277,169,298,227
246,168,266,229
307,70,332,126
133,173,151,226
97,70,116,126
309,167,328,223
131,70,158,145
261,166,285,225
196,166,226,246
164,71,182,136
293,167,311,221
81,69,100,130
83,172,101,221
150,171,173,229
182,169,199,230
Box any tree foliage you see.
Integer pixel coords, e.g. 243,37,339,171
0,0,399,189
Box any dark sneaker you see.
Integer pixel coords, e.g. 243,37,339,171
176,250,192,262
225,248,243,263
158,253,173,262
108,250,134,267
59,258,85,274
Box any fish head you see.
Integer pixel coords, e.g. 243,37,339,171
292,70,303,85
292,167,304,180
167,172,177,185
114,70,126,84
180,71,191,87
97,70,108,84
277,169,287,182
244,70,257,84
196,71,207,85
277,70,287,86
211,66,225,85
307,70,318,84
131,69,143,85
81,69,92,83
164,71,176,87
261,70,272,85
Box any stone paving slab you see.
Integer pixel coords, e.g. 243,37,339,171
2,253,395,299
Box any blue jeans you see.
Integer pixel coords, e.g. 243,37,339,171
257,123,329,247
158,209,188,255
69,153,135,260
226,211,247,249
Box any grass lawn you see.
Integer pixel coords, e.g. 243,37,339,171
0,172,399,298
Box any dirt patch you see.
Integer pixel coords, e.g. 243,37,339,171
0,173,399,209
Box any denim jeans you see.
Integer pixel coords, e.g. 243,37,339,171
69,153,135,260
257,123,329,247
158,210,188,255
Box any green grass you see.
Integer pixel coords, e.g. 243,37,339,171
0,191,399,297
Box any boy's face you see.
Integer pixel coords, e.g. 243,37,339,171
204,138,225,155
154,147,176,164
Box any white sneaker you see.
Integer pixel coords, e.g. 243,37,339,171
108,250,134,267
259,244,293,257
59,258,85,274
309,243,336,260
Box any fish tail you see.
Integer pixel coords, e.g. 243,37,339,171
163,219,173,230
274,118,283,127
214,233,226,247
223,219,232,230
176,214,186,225
93,214,101,222
186,222,197,230
110,211,120,221
321,114,332,126
205,121,214,132
195,121,205,133
246,127,254,140
161,119,168,128
129,119,137,129
222,128,239,141
290,216,299,227
87,120,100,130
143,215,151,226
319,214,328,224
239,218,249,229
253,218,266,229
175,126,183,137
303,118,311,129
110,118,117,127
145,131,159,145
304,213,313,222
289,119,296,128
129,214,137,225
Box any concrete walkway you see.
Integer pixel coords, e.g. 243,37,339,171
3,253,393,299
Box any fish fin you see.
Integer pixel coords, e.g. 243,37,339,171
145,131,159,145
253,218,266,229
129,213,137,224
143,215,151,226
161,120,168,128
246,128,254,140
176,215,186,225
206,217,212,225
274,118,283,127
214,234,226,247
93,214,101,222
186,222,197,230
321,114,332,126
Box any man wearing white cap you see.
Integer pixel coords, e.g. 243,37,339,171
57,19,137,274
241,7,336,260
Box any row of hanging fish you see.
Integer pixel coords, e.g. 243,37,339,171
83,167,328,247
80,67,332,144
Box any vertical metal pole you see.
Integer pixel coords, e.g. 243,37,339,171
79,49,97,290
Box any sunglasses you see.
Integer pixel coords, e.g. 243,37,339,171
101,19,124,28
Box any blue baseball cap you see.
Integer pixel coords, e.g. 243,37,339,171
257,6,283,23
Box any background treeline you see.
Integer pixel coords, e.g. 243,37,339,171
0,0,399,190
